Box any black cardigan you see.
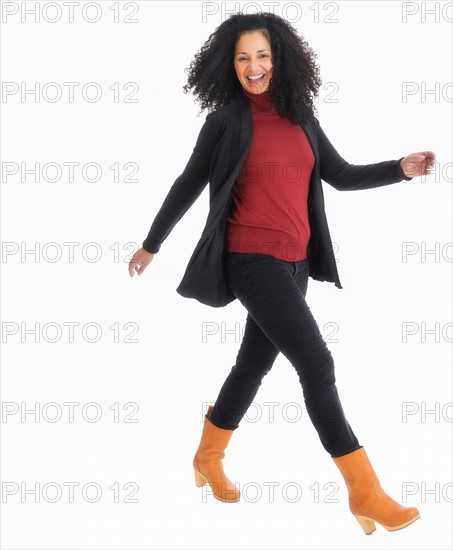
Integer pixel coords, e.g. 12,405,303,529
143,92,411,308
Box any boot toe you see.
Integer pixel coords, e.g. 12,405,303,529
382,506,420,530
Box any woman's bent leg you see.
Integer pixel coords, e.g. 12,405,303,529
209,310,280,430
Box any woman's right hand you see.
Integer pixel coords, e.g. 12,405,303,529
128,247,155,277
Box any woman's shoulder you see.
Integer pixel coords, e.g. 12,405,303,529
205,100,237,123
200,101,240,140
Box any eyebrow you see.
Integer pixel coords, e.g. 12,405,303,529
235,49,271,55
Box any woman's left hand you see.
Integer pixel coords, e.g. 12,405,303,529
400,151,437,179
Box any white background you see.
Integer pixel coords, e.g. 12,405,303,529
1,1,452,549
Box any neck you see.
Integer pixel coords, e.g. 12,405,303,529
242,87,275,112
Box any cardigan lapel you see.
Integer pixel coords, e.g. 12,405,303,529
235,91,254,185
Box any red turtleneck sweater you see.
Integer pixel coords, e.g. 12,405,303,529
225,88,315,262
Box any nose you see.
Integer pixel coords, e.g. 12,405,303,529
247,59,264,73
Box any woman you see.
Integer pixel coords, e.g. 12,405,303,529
128,13,435,535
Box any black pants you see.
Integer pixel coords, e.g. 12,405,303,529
209,252,361,458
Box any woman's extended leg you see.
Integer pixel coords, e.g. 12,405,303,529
224,252,360,457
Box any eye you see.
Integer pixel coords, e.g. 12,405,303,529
238,54,269,61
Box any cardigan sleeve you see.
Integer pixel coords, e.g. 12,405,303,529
316,120,413,191
142,111,222,253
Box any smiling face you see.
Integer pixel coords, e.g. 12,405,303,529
234,30,273,94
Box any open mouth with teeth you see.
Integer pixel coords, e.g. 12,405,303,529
247,74,265,82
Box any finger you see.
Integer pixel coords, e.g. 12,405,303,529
419,150,436,159
133,258,146,275
417,152,437,167
129,257,141,277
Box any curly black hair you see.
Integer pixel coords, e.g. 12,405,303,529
183,12,322,124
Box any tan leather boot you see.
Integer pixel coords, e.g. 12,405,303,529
333,447,420,534
193,405,240,502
